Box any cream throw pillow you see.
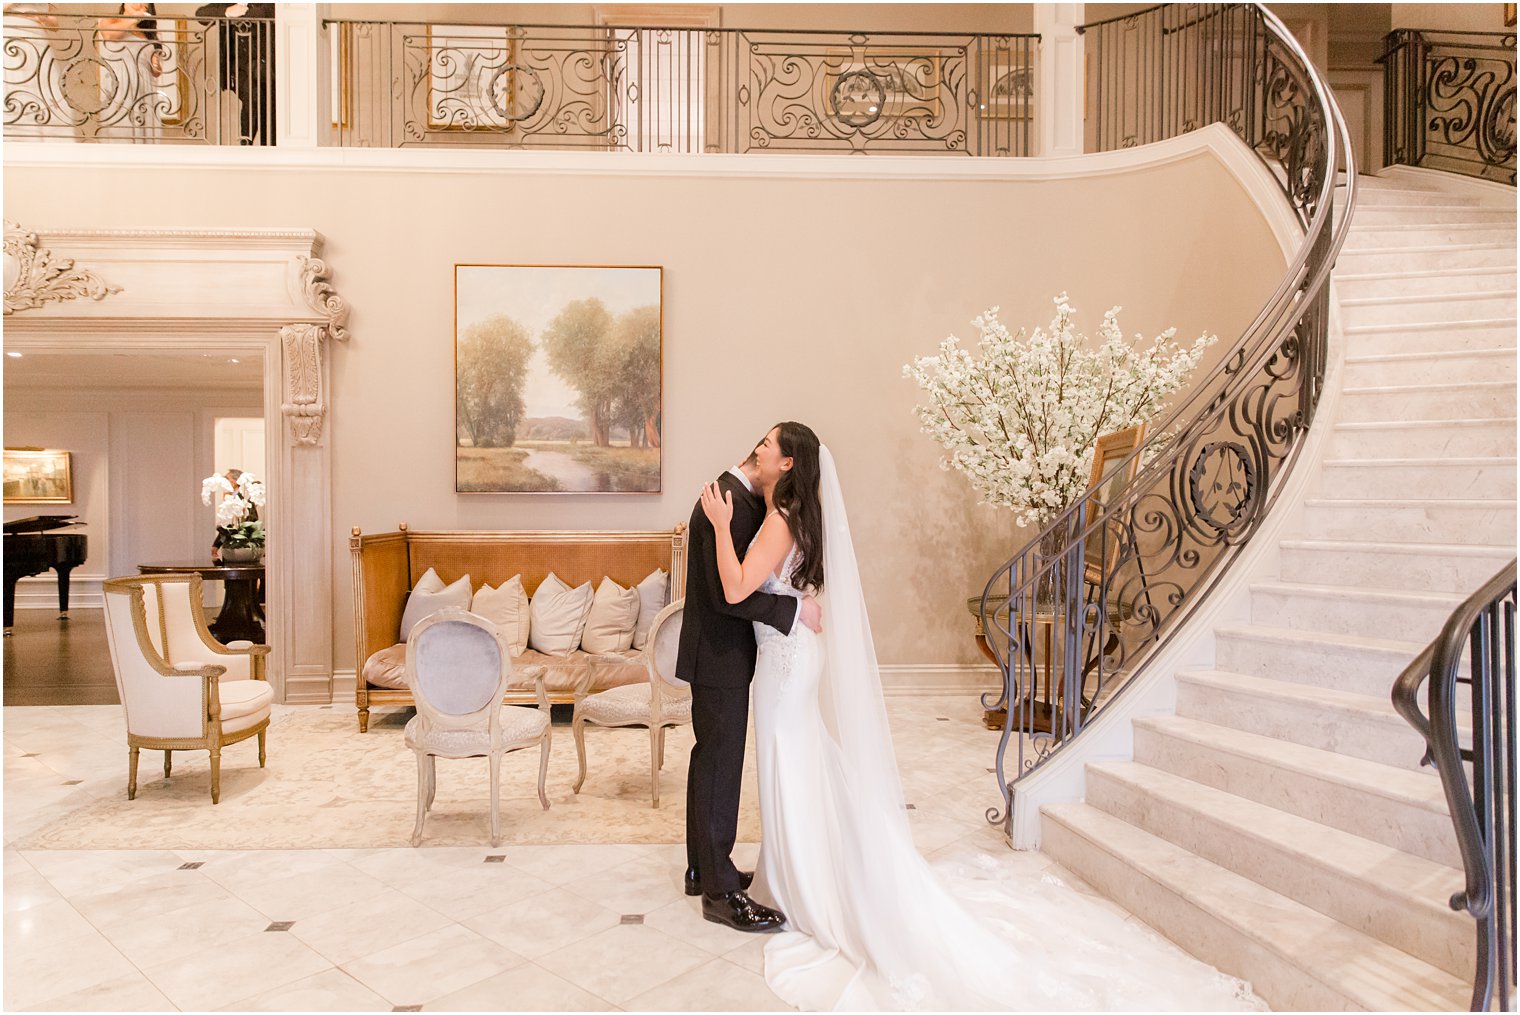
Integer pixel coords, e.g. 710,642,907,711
632,568,669,650
528,572,595,656
582,577,642,654
398,568,472,642
472,576,530,656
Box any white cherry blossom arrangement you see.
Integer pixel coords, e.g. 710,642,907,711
904,293,1216,528
201,471,266,548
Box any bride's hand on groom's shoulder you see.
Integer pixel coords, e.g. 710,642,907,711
699,481,733,529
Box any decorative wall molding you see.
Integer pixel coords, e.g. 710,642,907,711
3,225,343,705
3,219,122,315
298,256,351,342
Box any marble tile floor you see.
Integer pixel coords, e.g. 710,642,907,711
4,698,1251,1011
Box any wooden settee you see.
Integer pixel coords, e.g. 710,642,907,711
349,523,687,732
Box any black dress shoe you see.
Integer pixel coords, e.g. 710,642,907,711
701,890,785,933
684,866,753,897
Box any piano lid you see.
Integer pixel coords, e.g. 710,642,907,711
4,515,84,533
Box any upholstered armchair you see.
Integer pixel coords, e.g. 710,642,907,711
404,609,552,847
101,575,273,804
572,600,690,808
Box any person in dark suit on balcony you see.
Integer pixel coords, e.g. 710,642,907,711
194,1,273,145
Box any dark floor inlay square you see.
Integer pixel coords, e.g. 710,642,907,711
62,779,81,785
905,803,917,810
178,862,204,870
986,767,996,773
21,752,38,758
936,717,949,722
265,921,294,932
393,1006,423,1012
620,914,644,925
484,855,506,863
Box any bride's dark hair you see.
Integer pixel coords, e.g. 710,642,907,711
772,421,824,592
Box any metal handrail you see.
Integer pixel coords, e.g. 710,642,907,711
983,3,1357,821
1392,559,1517,1012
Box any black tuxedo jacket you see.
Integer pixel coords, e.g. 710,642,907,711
676,471,797,688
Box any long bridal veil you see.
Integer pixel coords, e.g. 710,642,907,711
769,446,1263,1012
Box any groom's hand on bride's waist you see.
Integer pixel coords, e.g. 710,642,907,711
800,595,823,634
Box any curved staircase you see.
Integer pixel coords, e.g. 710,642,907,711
1039,171,1517,1011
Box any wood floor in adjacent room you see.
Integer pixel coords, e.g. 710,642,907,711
4,608,118,706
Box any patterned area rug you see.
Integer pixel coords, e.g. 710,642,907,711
17,706,763,849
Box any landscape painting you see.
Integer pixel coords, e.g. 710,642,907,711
455,264,662,493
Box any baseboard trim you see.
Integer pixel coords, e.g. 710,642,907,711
331,668,357,699
878,663,1000,696
14,575,106,611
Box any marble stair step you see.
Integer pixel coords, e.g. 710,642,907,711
1038,803,1469,1011
1213,622,1427,699
1342,318,1519,356
1339,381,1516,422
1347,187,1485,206
1317,457,1516,500
1343,347,1516,386
1334,266,1517,298
1278,537,1515,593
1335,242,1516,274
1327,418,1517,460
1342,223,1516,249
1351,203,1517,224
1248,579,1468,643
1131,715,1458,867
1297,497,1518,544
1338,292,1516,327
1082,761,1472,979
1174,669,1437,770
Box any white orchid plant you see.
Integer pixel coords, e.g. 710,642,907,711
904,293,1216,529
201,471,266,548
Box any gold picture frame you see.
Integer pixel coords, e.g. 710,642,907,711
454,264,664,494
4,449,74,504
982,47,1034,121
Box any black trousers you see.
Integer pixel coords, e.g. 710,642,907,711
686,681,749,896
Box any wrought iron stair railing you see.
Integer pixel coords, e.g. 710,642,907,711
982,2,1357,826
1393,560,1517,1013
1379,28,1518,186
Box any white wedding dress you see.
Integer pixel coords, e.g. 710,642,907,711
744,447,1264,1012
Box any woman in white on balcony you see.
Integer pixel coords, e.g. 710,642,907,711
701,424,1261,1011
96,3,168,143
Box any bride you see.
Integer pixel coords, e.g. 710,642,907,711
700,422,1261,1012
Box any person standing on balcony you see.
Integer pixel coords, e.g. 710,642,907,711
194,2,273,145
97,3,167,143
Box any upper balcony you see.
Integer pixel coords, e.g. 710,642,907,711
2,6,1040,156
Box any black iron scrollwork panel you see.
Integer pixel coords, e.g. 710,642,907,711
1381,29,1517,185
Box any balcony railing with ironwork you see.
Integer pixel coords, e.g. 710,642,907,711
982,3,1355,825
325,20,1039,156
3,9,274,145
1380,29,1517,186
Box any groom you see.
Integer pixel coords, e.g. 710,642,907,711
678,435,822,932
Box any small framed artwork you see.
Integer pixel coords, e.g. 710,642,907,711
982,49,1034,121
4,449,73,504
1507,3,1516,27
455,264,663,494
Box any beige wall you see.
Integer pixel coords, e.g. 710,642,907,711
3,152,1283,680
1391,3,1513,31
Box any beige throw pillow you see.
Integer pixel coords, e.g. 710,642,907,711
582,577,642,654
398,568,472,642
528,572,594,656
472,576,530,656
631,568,669,650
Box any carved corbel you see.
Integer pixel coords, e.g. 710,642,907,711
3,220,122,315
281,323,333,446
299,255,350,342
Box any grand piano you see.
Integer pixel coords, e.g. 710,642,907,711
4,515,87,635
